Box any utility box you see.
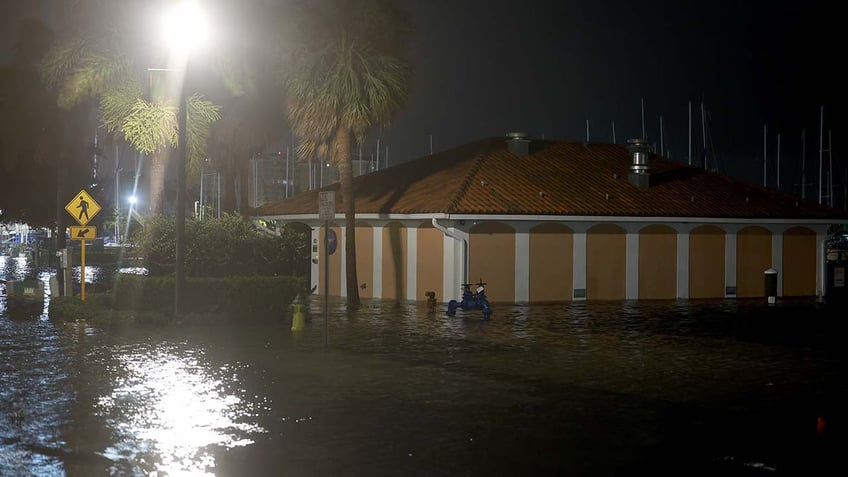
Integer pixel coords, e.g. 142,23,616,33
764,269,778,305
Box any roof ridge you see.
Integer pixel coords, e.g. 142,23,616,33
447,149,489,213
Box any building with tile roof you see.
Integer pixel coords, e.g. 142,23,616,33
252,134,848,303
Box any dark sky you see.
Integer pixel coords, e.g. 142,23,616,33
2,0,842,197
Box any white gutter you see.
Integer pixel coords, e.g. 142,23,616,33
432,217,469,284
252,212,846,226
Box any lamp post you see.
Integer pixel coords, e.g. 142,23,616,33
161,0,208,318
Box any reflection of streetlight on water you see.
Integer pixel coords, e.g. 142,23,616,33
161,0,210,317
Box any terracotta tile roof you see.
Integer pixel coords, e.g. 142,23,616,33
252,137,848,220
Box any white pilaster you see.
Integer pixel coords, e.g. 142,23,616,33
373,225,383,299
724,227,737,297
676,231,690,298
771,229,784,296
515,226,531,302
340,226,347,297
407,226,418,301
572,227,588,300
626,228,639,300
442,234,456,300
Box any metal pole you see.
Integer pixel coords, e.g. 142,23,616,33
611,121,616,144
801,129,806,199
115,148,120,243
199,162,204,220
640,98,646,139
324,220,329,348
659,115,664,156
585,119,589,142
688,101,692,166
819,106,824,204
174,68,188,319
763,125,767,187
777,133,781,190
701,102,707,169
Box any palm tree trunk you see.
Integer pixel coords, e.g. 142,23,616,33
335,128,360,305
148,149,167,214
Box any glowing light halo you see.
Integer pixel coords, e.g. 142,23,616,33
161,0,209,55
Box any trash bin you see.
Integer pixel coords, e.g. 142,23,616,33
764,268,778,305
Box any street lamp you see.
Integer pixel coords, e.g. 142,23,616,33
161,0,209,318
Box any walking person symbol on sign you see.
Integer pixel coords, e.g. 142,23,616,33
76,196,90,221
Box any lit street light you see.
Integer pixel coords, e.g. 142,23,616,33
161,0,209,318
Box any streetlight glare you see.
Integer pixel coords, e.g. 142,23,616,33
129,195,138,205
161,0,209,54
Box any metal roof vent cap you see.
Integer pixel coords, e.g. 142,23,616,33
505,132,530,156
626,138,651,188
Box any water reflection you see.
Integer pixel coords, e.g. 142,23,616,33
95,343,263,476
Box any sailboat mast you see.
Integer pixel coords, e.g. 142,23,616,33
701,102,707,169
659,115,664,156
819,106,824,204
801,129,806,199
612,121,616,144
688,101,692,166
777,133,781,190
763,125,767,187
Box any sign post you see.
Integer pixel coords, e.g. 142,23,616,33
64,189,101,301
318,191,335,347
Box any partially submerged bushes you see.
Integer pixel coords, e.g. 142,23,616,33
50,214,310,324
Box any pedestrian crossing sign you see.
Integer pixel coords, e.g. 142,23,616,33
65,189,101,226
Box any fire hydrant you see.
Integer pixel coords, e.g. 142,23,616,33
290,294,305,331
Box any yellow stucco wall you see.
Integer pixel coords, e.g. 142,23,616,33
416,224,444,302
470,222,515,303
639,224,678,299
354,224,374,298
587,224,626,300
736,226,772,297
689,225,726,299
318,224,342,296
381,222,407,301
529,223,573,302
783,226,816,297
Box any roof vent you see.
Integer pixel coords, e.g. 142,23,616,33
626,138,651,188
505,132,530,156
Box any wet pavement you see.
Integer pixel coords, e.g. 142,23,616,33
1,258,846,475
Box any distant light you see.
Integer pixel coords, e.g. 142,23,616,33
129,196,138,205
161,0,209,54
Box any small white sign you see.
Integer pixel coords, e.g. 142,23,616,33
835,267,845,288
318,191,335,221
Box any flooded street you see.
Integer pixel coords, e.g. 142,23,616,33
2,257,846,475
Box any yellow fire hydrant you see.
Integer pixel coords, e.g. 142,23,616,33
290,294,305,331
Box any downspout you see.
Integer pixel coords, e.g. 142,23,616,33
432,218,468,284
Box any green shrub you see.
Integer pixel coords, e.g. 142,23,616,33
129,213,309,278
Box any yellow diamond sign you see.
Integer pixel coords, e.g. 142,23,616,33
65,189,101,226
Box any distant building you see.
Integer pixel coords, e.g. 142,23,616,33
252,135,848,303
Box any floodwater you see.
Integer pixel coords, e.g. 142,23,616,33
2,256,846,476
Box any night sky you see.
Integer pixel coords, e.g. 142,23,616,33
2,0,842,199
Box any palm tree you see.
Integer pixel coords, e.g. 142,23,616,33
39,0,220,215
283,0,413,305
